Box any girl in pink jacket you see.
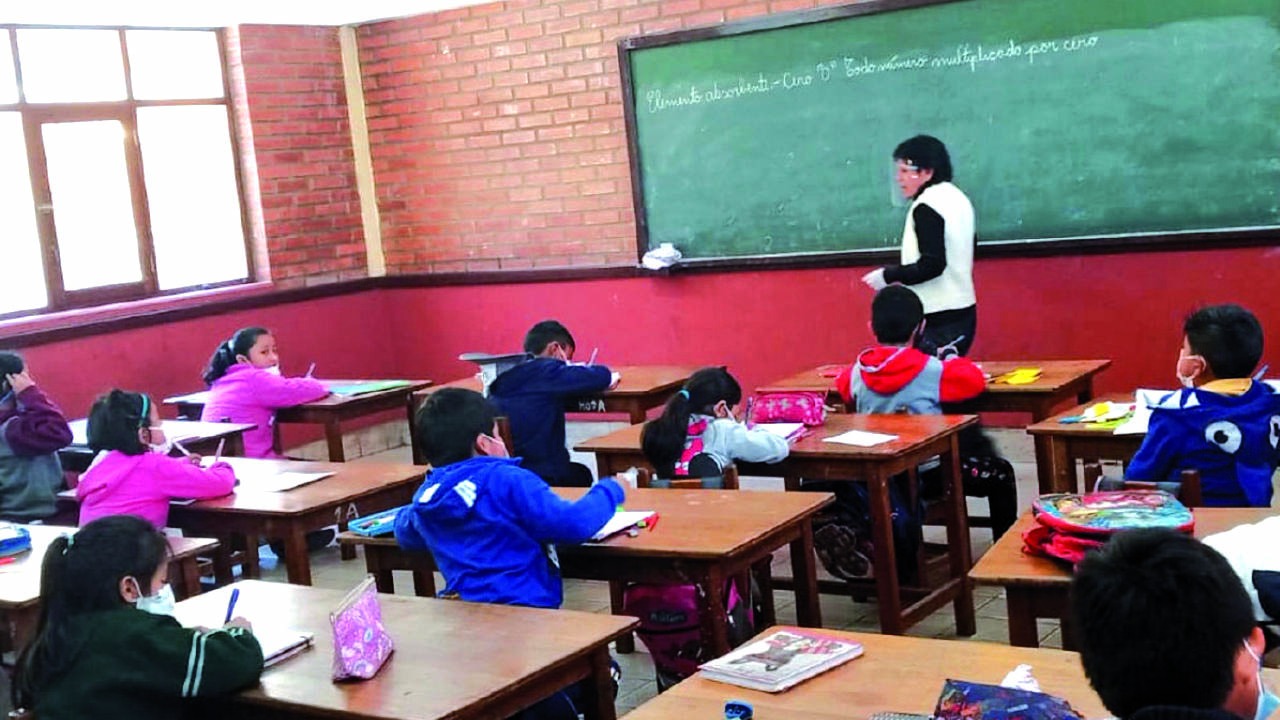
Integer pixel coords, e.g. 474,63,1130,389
78,390,236,528
199,327,329,458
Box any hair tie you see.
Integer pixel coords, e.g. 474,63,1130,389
63,534,74,553
678,389,690,400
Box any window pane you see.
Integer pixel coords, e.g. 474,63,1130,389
0,113,47,314
17,29,126,103
127,30,225,100
0,32,17,104
42,120,143,291
138,106,247,290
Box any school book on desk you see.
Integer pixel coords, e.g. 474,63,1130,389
699,630,864,692
253,626,315,668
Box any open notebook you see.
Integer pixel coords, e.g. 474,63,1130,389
589,510,656,542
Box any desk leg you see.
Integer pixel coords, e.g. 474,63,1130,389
1006,588,1042,648
753,556,777,628
942,435,976,636
868,470,905,635
697,566,731,656
627,404,645,425
241,534,261,579
282,524,313,586
1077,379,1095,405
8,605,40,656
324,418,346,462
364,546,397,594
788,522,822,629
411,569,437,597
582,645,618,720
1035,435,1074,494
174,557,202,600
1059,612,1079,651
610,581,635,653
224,434,245,458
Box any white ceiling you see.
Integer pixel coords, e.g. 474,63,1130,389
0,0,482,28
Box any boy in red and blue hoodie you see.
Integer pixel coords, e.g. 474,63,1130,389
395,387,623,719
835,285,1017,537
0,352,73,522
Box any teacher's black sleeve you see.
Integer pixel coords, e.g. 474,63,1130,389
883,203,946,285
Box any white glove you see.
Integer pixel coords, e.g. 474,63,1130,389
861,268,887,291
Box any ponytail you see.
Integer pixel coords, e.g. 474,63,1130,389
641,366,743,476
202,326,270,386
86,389,149,455
13,516,170,710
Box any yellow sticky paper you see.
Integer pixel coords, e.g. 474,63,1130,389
997,367,1043,385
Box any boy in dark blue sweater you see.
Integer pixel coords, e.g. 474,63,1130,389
488,320,617,487
1126,304,1280,506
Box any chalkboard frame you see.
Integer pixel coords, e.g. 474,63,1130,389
616,0,1280,270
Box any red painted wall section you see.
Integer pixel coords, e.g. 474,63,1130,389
235,25,367,286
15,293,397,430
385,246,1280,406
356,0,854,274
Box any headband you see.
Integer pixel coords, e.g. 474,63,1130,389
139,395,150,428
678,389,690,400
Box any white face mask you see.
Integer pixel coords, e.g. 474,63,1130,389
149,438,174,456
133,581,176,617
264,365,282,376
1176,353,1204,389
1245,641,1280,720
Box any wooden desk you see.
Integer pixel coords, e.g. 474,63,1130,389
1026,392,1144,494
60,418,254,473
970,508,1276,649
166,457,423,585
407,365,698,464
1,525,217,654
759,359,1111,421
576,413,979,638
624,626,1280,719
165,379,432,462
338,487,832,657
176,580,636,720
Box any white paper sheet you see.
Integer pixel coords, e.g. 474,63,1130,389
821,430,898,447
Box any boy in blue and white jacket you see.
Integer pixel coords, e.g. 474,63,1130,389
1126,304,1280,507
394,387,624,609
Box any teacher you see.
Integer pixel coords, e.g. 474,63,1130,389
862,135,976,357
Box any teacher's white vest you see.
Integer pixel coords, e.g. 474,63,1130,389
900,181,976,314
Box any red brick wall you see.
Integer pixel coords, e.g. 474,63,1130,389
357,0,846,273
234,25,367,285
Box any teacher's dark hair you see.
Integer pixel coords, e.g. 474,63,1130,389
893,135,953,183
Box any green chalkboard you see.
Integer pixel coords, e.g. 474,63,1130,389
620,0,1280,261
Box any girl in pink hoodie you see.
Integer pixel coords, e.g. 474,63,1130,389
77,390,236,528
199,327,329,458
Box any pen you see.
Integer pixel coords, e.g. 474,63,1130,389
645,513,660,532
213,438,226,465
224,587,239,624
0,556,16,566
743,396,755,428
172,441,192,458
587,348,598,366
305,362,316,378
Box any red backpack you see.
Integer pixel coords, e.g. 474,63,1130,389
1022,490,1194,564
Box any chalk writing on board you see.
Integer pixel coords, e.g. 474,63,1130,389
643,35,1100,114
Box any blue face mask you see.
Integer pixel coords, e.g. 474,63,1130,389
1245,641,1279,720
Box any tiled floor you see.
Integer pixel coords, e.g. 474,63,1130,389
249,422,1052,714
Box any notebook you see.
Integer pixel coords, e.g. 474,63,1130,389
249,472,334,493
700,630,864,692
324,380,413,396
589,510,656,542
822,429,898,447
754,423,806,441
253,626,315,668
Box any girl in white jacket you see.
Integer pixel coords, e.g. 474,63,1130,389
641,366,788,482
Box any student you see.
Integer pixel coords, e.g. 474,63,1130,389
1072,529,1276,720
834,285,1017,538
640,366,788,482
11,515,263,718
200,326,329,459
77,390,236,528
394,387,623,720
488,320,617,487
0,351,73,522
1126,304,1280,507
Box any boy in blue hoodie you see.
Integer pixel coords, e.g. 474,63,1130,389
394,387,625,609
1126,304,1280,506
488,320,617,487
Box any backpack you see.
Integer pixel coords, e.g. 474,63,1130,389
1022,490,1194,564
622,577,757,691
800,477,924,583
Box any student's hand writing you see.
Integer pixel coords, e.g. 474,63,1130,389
187,454,204,466
6,371,35,395
224,616,253,632
609,371,622,390
861,268,887,291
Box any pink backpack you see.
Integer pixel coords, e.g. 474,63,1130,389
622,578,756,690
